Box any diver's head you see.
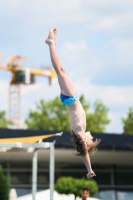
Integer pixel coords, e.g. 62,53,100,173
71,131,101,156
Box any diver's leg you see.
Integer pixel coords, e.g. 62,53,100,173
45,29,76,96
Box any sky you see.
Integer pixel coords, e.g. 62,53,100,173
0,0,133,133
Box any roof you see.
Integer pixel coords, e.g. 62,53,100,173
0,128,62,143
55,131,133,151
0,129,133,151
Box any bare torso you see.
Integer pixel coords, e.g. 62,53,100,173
68,100,86,135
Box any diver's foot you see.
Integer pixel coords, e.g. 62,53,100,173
53,28,57,41
45,28,57,45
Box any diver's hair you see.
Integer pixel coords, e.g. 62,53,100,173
71,130,87,156
88,138,101,155
71,130,101,156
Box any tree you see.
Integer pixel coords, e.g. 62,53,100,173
86,100,110,132
122,107,133,134
0,166,10,200
25,97,69,130
55,176,98,200
0,110,12,128
25,95,110,132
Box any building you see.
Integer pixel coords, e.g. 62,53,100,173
0,129,133,200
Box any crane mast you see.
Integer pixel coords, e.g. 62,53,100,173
9,84,21,129
0,54,57,129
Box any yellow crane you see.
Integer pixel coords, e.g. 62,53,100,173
0,54,57,129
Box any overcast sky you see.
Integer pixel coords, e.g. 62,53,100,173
0,0,133,133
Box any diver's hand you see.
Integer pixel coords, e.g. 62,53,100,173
87,169,96,179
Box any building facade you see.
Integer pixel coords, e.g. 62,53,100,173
0,129,133,200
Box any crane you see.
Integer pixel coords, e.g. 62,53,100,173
0,54,57,129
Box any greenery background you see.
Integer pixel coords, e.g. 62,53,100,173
0,95,132,134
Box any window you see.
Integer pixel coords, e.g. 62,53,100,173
37,173,49,184
94,172,111,185
11,172,32,184
115,172,133,185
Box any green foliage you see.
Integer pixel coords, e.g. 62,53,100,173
0,166,10,200
122,107,133,134
0,110,12,128
55,176,98,200
25,97,69,130
86,100,110,132
25,95,110,132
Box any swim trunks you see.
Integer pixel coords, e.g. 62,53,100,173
60,93,79,106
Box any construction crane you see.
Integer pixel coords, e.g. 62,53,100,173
0,54,57,129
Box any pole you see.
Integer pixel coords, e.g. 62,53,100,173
49,142,55,200
32,150,38,200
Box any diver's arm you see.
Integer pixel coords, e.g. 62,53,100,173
82,152,96,179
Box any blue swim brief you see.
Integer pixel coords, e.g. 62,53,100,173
60,93,79,106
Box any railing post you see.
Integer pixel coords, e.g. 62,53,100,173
49,142,55,200
32,150,38,200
